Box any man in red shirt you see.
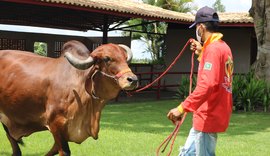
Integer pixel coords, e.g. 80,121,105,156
167,6,233,156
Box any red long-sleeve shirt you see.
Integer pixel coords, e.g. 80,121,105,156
182,33,233,133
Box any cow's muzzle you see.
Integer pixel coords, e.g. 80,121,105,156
96,69,138,90
116,69,138,90
125,75,139,90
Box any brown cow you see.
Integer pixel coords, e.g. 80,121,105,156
0,40,138,156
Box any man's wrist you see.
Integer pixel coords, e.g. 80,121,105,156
177,103,185,114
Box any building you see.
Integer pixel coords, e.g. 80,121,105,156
163,13,254,89
0,0,255,97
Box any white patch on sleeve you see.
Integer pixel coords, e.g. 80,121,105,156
203,62,212,70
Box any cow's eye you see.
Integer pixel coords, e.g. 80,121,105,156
103,56,111,63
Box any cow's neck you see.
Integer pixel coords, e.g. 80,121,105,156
88,98,105,140
90,69,121,100
84,68,121,139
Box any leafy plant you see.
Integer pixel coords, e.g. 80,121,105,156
262,85,270,112
232,74,246,110
233,71,270,112
34,42,47,56
176,75,197,99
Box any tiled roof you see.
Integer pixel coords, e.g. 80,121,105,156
218,12,253,24
39,0,253,24
39,0,193,22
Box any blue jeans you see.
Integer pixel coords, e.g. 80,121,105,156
179,128,217,156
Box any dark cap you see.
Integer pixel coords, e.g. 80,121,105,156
189,6,219,28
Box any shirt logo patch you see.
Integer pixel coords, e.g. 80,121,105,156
204,62,212,70
222,56,234,93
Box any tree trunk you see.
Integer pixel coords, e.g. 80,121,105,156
250,0,270,81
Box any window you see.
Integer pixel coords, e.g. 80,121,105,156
34,42,47,56
0,38,25,50
54,41,65,58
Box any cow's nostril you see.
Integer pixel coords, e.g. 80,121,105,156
127,77,133,82
127,76,138,83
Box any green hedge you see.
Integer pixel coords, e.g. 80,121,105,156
176,72,270,112
233,72,270,112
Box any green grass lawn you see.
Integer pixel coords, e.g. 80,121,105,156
0,100,270,156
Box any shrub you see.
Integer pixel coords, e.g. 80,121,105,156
176,75,197,100
233,71,270,112
263,84,270,112
232,74,246,111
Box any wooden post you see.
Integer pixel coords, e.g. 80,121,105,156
157,74,161,100
102,15,108,44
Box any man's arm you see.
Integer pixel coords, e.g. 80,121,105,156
167,45,221,123
182,46,221,112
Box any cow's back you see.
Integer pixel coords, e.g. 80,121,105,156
0,50,55,129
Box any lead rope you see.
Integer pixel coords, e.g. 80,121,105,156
126,38,195,155
130,38,194,94
155,41,195,156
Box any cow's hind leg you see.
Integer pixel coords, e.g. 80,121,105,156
2,123,22,156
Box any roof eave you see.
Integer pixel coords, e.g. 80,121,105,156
170,21,254,28
219,23,254,27
1,0,254,28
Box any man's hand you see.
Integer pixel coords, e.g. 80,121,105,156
167,107,183,125
190,39,202,55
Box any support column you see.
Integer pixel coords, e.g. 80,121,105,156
102,15,108,44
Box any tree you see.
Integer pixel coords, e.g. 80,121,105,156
126,19,167,62
34,42,47,57
156,0,194,12
212,0,225,12
125,0,195,63
249,0,270,82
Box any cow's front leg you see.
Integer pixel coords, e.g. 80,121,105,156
45,142,58,156
52,135,70,156
48,116,70,156
2,123,22,156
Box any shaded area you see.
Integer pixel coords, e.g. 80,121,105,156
0,1,128,31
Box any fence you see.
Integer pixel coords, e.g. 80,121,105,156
134,71,196,99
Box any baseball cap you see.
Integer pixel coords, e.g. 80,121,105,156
189,6,219,28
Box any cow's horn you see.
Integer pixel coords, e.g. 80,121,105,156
64,52,94,70
118,44,133,63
